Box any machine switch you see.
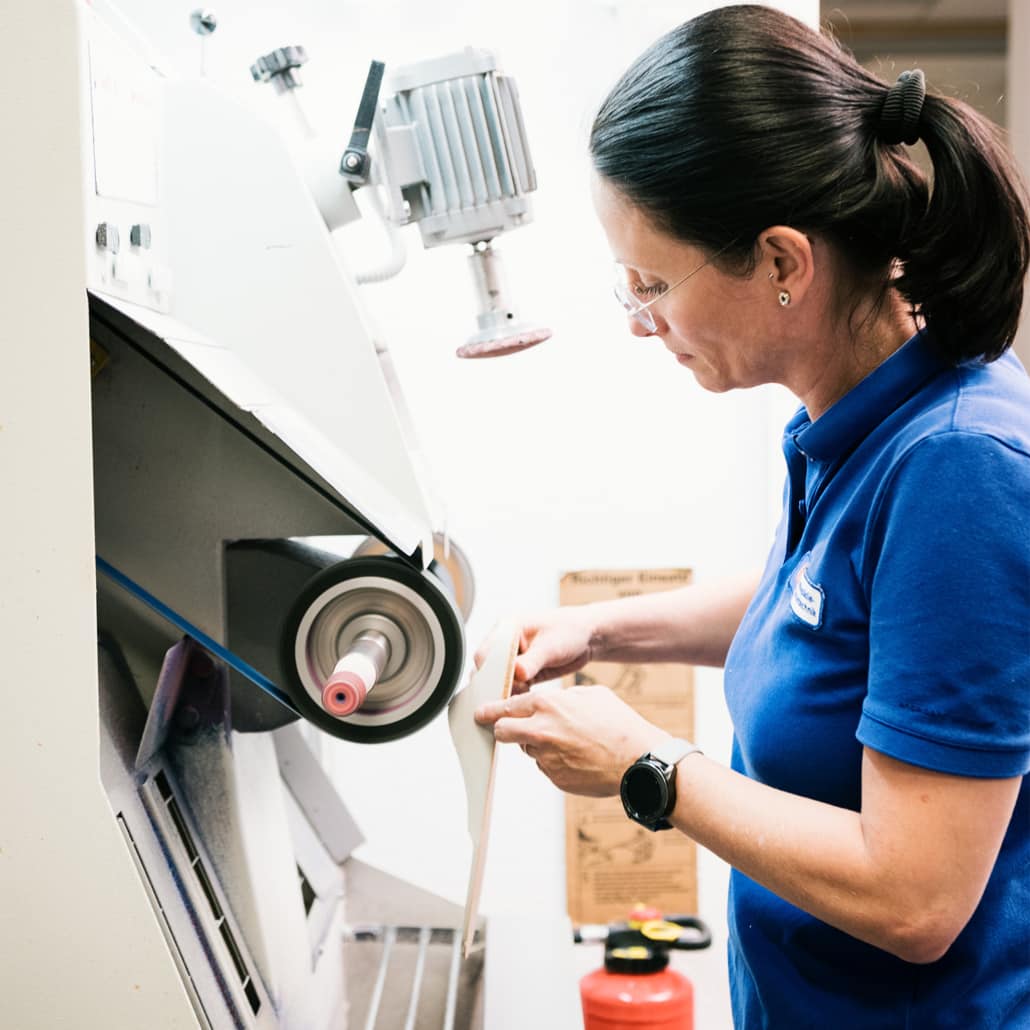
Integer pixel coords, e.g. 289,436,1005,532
95,222,120,254
130,223,152,248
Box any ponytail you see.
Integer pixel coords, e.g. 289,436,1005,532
895,94,1030,363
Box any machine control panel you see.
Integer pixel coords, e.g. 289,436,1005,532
84,14,170,312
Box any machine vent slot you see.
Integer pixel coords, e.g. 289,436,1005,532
165,793,200,865
243,978,261,1015
155,769,174,801
297,864,316,916
219,923,249,985
192,858,223,921
115,814,214,1029
150,770,261,1016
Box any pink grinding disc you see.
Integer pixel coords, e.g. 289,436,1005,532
456,327,552,360
322,670,368,717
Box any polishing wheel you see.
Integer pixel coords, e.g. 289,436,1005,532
280,556,464,742
456,326,552,360
352,532,476,621
458,241,552,359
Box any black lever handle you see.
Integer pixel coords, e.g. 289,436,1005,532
340,60,385,186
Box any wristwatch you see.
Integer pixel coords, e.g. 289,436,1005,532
620,738,702,832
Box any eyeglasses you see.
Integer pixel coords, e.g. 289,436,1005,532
613,240,737,333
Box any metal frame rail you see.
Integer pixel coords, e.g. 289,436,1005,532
345,924,470,1030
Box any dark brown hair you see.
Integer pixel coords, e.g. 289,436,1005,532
589,4,1030,364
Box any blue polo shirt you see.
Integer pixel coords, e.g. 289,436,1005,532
723,331,1030,1029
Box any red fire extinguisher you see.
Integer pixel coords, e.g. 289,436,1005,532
578,910,712,1030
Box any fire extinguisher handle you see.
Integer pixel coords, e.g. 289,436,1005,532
667,915,713,951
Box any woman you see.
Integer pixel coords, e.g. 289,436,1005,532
473,6,1030,1027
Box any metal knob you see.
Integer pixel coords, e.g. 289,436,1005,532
190,9,218,36
95,222,120,254
129,223,152,249
250,46,308,94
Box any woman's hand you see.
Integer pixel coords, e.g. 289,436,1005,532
474,684,669,796
474,607,599,693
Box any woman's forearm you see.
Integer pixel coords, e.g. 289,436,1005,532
668,750,1018,964
589,570,759,667
671,755,895,951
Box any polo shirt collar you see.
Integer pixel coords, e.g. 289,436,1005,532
787,329,944,462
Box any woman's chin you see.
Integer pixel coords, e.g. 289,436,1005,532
684,362,735,394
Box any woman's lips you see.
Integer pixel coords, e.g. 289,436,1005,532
675,353,694,365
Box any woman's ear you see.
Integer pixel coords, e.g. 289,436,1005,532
758,226,815,306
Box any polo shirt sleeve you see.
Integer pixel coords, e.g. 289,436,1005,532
857,431,1030,778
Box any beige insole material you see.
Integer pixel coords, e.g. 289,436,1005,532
448,621,520,958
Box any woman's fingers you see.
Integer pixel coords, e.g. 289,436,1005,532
493,716,534,744
518,659,593,689
475,610,596,689
474,691,539,725
513,641,543,683
503,685,663,796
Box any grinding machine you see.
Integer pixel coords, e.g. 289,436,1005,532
2,2,581,1027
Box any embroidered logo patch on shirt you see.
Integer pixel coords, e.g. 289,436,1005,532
789,557,824,629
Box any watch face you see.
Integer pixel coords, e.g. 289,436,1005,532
622,762,669,823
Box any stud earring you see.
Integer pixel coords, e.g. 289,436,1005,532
768,272,791,307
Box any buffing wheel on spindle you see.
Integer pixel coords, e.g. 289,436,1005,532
352,532,476,621
279,556,464,742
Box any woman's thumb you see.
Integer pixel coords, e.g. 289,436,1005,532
513,646,543,683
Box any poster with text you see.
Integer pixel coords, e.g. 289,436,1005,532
561,568,697,926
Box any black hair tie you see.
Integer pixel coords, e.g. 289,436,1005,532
878,69,926,146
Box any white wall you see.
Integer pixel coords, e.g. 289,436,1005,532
106,1,812,1025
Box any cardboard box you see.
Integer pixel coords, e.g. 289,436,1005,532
561,568,696,926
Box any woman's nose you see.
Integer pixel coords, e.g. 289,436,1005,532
628,315,660,338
